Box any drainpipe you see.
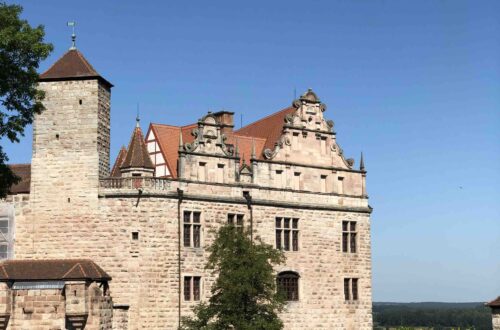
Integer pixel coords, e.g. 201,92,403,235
177,188,184,328
243,191,253,242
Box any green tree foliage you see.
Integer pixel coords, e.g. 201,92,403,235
0,2,53,197
373,302,492,330
180,225,286,330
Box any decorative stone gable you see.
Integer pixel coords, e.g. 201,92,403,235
182,112,236,158
263,89,357,170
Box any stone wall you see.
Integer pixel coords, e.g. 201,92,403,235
0,281,112,330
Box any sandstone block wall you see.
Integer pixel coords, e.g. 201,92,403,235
0,281,112,330
493,308,500,330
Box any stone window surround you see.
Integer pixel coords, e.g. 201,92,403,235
276,271,300,302
342,220,357,254
275,217,299,252
183,274,202,302
183,210,203,249
343,277,359,302
227,213,244,229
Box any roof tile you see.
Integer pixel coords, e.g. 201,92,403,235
0,259,111,281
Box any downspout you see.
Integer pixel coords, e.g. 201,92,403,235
243,191,253,242
177,188,184,328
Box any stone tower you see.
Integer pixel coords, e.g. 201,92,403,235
30,48,112,214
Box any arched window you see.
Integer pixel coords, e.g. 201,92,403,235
277,271,299,301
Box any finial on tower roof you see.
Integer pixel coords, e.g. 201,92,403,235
360,152,365,171
67,21,76,50
136,104,140,128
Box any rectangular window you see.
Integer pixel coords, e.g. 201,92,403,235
184,276,191,301
198,162,206,181
217,164,225,183
344,278,359,301
293,172,301,190
320,137,327,154
227,214,244,229
352,278,358,300
342,221,357,253
184,276,201,301
193,277,201,301
276,217,299,251
344,278,350,301
184,211,202,248
337,176,344,194
320,175,327,193
0,217,10,260
275,170,283,188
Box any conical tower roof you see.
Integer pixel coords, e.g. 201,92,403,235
110,146,127,177
39,49,113,87
121,124,154,170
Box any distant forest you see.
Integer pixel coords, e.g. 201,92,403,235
373,302,492,330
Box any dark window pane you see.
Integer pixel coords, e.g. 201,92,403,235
183,224,191,247
284,218,290,228
342,233,349,253
350,233,356,253
350,221,356,232
193,277,201,301
342,221,348,232
237,214,244,226
292,231,299,251
277,273,299,301
193,225,201,248
283,230,290,251
275,218,281,228
193,212,201,223
276,230,282,249
184,211,191,223
344,279,350,301
292,218,298,229
228,214,234,225
184,277,191,301
352,279,358,300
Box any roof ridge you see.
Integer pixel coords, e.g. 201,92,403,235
75,50,97,74
235,106,293,133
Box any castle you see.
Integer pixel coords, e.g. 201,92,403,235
2,44,373,329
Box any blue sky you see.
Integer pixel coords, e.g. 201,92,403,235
5,0,499,302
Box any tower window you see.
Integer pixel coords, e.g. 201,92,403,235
344,278,359,301
132,232,139,240
79,99,82,105
55,134,59,140
337,176,344,194
342,221,357,253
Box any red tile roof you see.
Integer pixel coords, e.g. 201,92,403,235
39,49,112,87
121,125,154,170
0,259,111,281
235,106,296,151
111,146,127,177
8,164,30,194
487,296,500,307
113,106,296,179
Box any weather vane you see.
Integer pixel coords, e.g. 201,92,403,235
67,21,76,50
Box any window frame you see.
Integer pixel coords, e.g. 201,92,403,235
227,213,244,229
183,276,202,302
275,217,299,252
276,271,300,302
342,221,357,253
344,278,359,302
183,211,202,248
